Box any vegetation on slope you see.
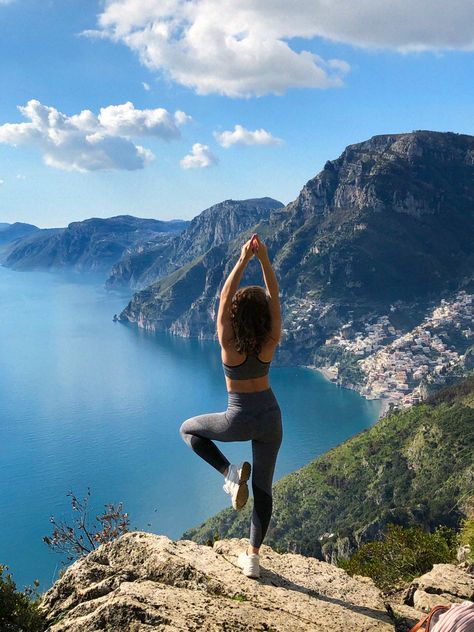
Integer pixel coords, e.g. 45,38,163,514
182,375,474,562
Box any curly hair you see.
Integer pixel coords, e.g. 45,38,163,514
230,285,271,356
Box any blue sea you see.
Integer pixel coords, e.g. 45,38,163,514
0,266,382,590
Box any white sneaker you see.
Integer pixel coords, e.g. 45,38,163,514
222,461,251,510
237,550,260,578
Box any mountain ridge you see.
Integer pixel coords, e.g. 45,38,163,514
105,197,284,290
118,131,474,405
2,215,188,273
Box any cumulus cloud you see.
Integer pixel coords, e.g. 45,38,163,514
83,0,350,97
0,99,191,172
142,81,151,91
180,143,217,169
0,179,4,185
214,124,282,148
83,0,474,98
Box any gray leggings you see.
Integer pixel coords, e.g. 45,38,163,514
179,388,282,548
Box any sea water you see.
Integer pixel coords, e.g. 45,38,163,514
0,266,381,589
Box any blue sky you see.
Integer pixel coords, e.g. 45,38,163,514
1,0,473,228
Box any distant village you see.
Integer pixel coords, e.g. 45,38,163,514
284,290,473,411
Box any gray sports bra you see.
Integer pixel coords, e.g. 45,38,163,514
223,354,271,380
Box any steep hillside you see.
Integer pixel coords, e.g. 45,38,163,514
3,215,187,274
183,375,474,563
106,197,283,289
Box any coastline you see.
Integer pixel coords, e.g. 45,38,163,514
311,366,392,421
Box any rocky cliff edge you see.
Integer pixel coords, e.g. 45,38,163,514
37,531,474,631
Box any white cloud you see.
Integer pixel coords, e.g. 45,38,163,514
84,0,474,98
180,143,217,169
0,99,191,172
142,81,151,91
214,124,282,148
16,173,26,180
83,0,350,97
0,179,4,186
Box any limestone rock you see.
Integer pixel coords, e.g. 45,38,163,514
40,531,395,631
403,563,474,611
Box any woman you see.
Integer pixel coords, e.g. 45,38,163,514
179,233,283,579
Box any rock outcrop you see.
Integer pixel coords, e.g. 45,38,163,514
403,563,474,611
40,532,398,631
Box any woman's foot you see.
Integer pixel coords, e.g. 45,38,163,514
237,548,260,578
222,461,251,510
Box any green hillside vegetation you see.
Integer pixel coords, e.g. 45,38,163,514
183,375,474,561
338,523,458,590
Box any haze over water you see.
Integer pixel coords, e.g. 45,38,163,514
0,266,381,589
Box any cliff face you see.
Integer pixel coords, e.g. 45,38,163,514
118,132,474,356
106,197,283,290
3,216,187,274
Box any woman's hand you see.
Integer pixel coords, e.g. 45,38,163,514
251,234,268,261
240,237,255,262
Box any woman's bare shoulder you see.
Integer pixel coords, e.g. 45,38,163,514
258,339,278,362
220,339,246,365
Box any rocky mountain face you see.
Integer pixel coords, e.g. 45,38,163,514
38,532,474,631
106,197,283,290
3,215,187,274
184,375,474,565
118,132,474,368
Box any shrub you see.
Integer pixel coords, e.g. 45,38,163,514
43,488,130,565
338,523,457,590
459,517,474,561
0,564,45,632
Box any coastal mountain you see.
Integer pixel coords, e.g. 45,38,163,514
106,197,284,289
119,131,474,399
3,215,188,274
0,221,39,245
183,375,474,563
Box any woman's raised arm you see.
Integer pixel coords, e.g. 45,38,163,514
254,235,281,344
217,238,254,347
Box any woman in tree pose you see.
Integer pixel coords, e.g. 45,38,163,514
180,233,283,579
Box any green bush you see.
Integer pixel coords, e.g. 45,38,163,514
459,517,474,561
0,564,46,632
338,523,457,590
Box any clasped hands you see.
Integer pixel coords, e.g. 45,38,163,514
240,233,268,262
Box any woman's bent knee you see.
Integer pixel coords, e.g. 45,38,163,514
179,419,193,443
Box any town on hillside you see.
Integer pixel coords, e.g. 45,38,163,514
285,291,473,410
